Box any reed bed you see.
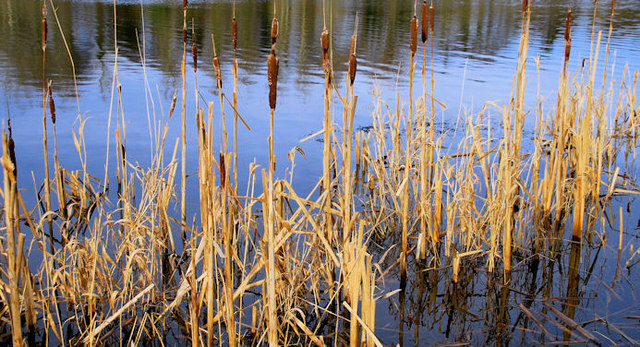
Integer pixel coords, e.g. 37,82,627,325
1,0,640,345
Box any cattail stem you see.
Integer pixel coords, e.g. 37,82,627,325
266,4,279,344
180,0,188,244
41,2,55,258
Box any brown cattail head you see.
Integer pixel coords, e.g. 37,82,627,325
213,56,222,88
7,119,16,178
41,4,47,50
219,152,226,189
271,18,279,46
564,9,572,42
48,84,56,124
8,135,16,178
268,50,279,110
421,1,429,43
611,0,616,15
522,0,529,14
564,9,572,72
321,29,330,53
183,0,188,10
192,41,197,73
348,54,357,86
321,29,332,86
429,5,434,34
232,17,238,50
183,28,187,44
410,16,418,57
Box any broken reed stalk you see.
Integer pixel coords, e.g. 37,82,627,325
180,0,188,242
418,0,429,261
428,3,439,252
211,32,237,347
3,129,24,346
618,206,623,257
502,0,531,277
320,0,336,304
232,6,239,189
342,14,358,247
266,4,279,344
49,83,68,246
197,100,216,347
400,12,419,278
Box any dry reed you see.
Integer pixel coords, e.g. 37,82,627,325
2,1,639,346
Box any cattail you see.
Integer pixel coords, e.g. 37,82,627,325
213,56,222,88
192,41,198,73
48,85,56,124
232,17,238,50
321,29,331,86
429,4,434,34
421,1,428,43
183,0,188,10
564,9,572,67
564,9,572,42
321,29,330,53
410,15,418,57
522,0,529,14
219,152,226,189
271,18,279,46
348,54,357,86
611,0,616,15
268,50,279,110
349,18,358,86
183,28,187,44
41,4,47,50
7,121,16,178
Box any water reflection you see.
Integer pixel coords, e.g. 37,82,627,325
370,234,639,345
2,0,639,98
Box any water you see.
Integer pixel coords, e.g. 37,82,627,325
1,0,639,345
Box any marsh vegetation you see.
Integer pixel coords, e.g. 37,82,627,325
1,0,640,345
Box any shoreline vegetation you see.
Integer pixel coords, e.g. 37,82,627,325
2,0,640,345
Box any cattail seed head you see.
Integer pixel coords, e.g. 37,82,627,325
232,17,238,50
564,9,572,42
611,0,616,15
348,54,357,86
563,9,572,72
183,28,187,44
421,1,429,43
429,5,434,34
183,0,188,10
522,0,529,14
321,29,329,53
192,42,197,73
8,135,16,178
219,152,226,189
268,50,279,110
271,18,279,45
48,86,56,124
410,16,418,57
213,56,222,88
321,29,332,86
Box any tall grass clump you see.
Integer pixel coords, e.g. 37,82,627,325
1,1,639,346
